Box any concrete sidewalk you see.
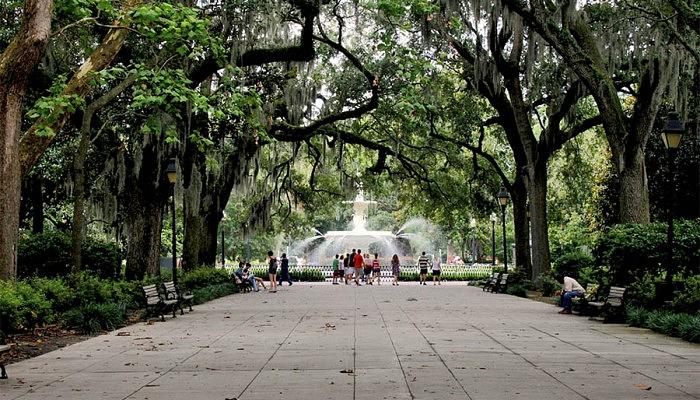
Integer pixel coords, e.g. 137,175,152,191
1,282,698,400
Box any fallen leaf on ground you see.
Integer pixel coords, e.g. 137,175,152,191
116,332,130,336
340,369,353,373
407,298,418,301
634,384,652,390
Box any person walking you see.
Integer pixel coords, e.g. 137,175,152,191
418,251,429,285
338,254,345,284
391,254,400,285
372,253,381,285
332,254,340,285
432,257,442,285
267,250,278,293
278,253,293,286
353,249,364,286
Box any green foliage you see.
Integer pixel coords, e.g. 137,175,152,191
539,272,560,297
594,221,700,285
552,250,595,280
191,283,237,305
505,283,528,298
18,231,118,279
673,275,700,314
625,306,700,343
179,267,231,290
0,281,54,331
62,303,124,334
28,277,75,312
624,273,658,309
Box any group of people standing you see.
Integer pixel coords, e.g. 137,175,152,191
238,250,444,290
330,249,442,286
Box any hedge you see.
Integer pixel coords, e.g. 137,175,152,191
595,220,700,285
0,267,241,334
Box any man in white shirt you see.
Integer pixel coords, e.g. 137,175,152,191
559,276,585,314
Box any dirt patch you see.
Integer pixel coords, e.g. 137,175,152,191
1,326,92,366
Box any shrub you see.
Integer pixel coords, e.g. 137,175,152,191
552,250,595,280
673,275,700,314
62,303,124,333
505,283,528,298
624,273,657,309
28,277,75,312
625,306,700,343
17,231,119,279
180,267,231,290
0,281,53,331
539,272,560,297
192,283,237,304
595,220,700,285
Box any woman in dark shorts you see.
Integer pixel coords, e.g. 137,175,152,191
267,250,278,293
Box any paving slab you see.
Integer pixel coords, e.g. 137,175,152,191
1,282,699,400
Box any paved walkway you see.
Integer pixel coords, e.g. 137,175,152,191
1,283,699,400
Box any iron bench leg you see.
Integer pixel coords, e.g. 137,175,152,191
1,362,7,379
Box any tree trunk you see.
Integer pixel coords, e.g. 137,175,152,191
528,159,550,283
510,178,531,277
121,132,171,281
618,146,650,223
70,118,91,274
124,199,165,281
0,0,53,279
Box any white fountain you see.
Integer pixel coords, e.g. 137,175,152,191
289,187,438,265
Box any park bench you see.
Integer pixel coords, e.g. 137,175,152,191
483,272,500,292
163,281,193,315
0,343,11,379
143,284,177,322
234,275,252,292
492,273,509,293
571,284,599,314
587,286,626,322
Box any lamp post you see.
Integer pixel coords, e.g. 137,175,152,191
220,211,226,267
497,189,510,273
166,160,178,285
661,112,685,288
490,213,497,266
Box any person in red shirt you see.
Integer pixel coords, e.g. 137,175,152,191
353,249,364,286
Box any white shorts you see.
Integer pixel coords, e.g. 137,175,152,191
346,267,355,276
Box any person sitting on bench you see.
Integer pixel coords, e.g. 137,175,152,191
244,263,266,291
557,275,585,314
235,263,258,292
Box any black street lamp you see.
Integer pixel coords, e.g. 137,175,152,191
661,112,685,287
220,211,226,267
490,213,497,266
166,160,178,285
497,189,510,273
